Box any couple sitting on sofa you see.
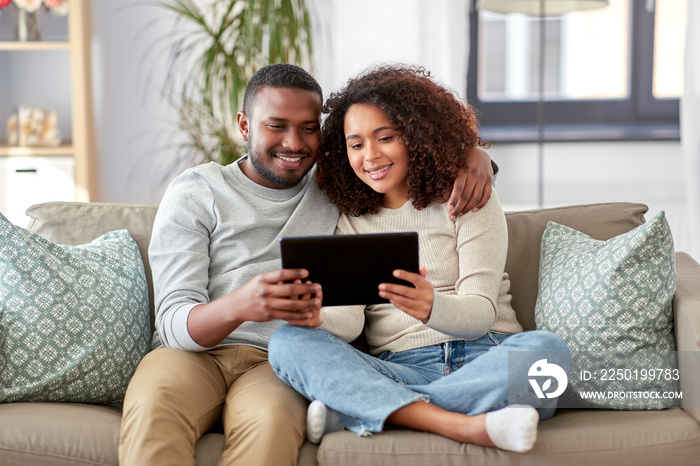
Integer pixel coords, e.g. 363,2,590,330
118,63,570,466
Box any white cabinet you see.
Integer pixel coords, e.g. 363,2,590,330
0,156,75,226
0,0,95,223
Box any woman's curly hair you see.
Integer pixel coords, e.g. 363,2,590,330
317,64,486,216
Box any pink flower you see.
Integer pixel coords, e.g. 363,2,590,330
13,0,43,13
44,0,67,15
2,0,69,15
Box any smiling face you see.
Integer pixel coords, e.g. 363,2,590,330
237,86,322,189
344,103,410,209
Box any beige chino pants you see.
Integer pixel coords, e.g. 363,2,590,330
118,345,307,466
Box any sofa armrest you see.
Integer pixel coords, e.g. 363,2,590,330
674,252,700,424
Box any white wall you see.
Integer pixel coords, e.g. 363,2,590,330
310,0,469,100
91,0,186,205
491,140,690,252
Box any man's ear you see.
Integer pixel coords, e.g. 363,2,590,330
237,111,249,142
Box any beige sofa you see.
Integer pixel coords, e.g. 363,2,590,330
1,201,699,465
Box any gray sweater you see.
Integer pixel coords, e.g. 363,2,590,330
150,159,339,352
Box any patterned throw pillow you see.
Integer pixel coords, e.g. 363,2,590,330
0,213,151,406
535,212,678,409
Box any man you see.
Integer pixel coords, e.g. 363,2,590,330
118,63,494,466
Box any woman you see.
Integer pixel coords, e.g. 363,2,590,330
268,64,570,453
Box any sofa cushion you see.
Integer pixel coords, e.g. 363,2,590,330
0,214,151,406
25,202,159,330
535,212,678,409
504,202,648,330
315,409,700,466
0,400,229,466
0,402,121,466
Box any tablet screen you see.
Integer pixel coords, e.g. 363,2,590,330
279,232,419,306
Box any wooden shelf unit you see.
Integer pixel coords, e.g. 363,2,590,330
0,144,75,157
0,41,70,50
0,0,96,202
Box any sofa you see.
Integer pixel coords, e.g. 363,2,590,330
1,200,699,466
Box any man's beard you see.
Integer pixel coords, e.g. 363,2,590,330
247,137,311,188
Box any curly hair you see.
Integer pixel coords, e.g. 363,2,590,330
317,64,485,216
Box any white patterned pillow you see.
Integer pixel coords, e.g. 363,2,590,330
0,213,151,406
535,212,678,409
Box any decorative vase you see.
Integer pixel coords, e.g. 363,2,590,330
17,8,41,42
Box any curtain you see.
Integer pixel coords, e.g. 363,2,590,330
682,1,700,258
309,0,470,99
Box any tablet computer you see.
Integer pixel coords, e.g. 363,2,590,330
279,232,419,306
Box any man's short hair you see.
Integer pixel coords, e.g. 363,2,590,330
242,63,323,117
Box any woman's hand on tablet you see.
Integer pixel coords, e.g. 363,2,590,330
378,267,434,323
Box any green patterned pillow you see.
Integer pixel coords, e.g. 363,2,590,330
535,212,678,409
0,213,151,406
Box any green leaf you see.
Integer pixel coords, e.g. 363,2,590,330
151,0,314,166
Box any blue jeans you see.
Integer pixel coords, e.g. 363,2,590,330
268,326,570,436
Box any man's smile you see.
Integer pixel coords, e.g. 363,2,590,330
273,151,312,169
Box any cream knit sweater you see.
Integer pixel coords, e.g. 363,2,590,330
319,191,523,355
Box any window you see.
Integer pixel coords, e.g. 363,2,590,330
467,0,686,141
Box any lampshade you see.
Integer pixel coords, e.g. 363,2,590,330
476,0,608,16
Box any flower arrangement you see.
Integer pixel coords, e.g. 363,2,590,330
0,0,68,41
43,0,68,15
0,0,68,15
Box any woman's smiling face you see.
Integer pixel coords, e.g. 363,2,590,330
344,103,410,209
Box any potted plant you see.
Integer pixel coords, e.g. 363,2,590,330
157,0,313,166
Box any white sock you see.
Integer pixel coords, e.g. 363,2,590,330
484,404,539,453
306,400,344,444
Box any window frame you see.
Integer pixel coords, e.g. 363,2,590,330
467,0,680,142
